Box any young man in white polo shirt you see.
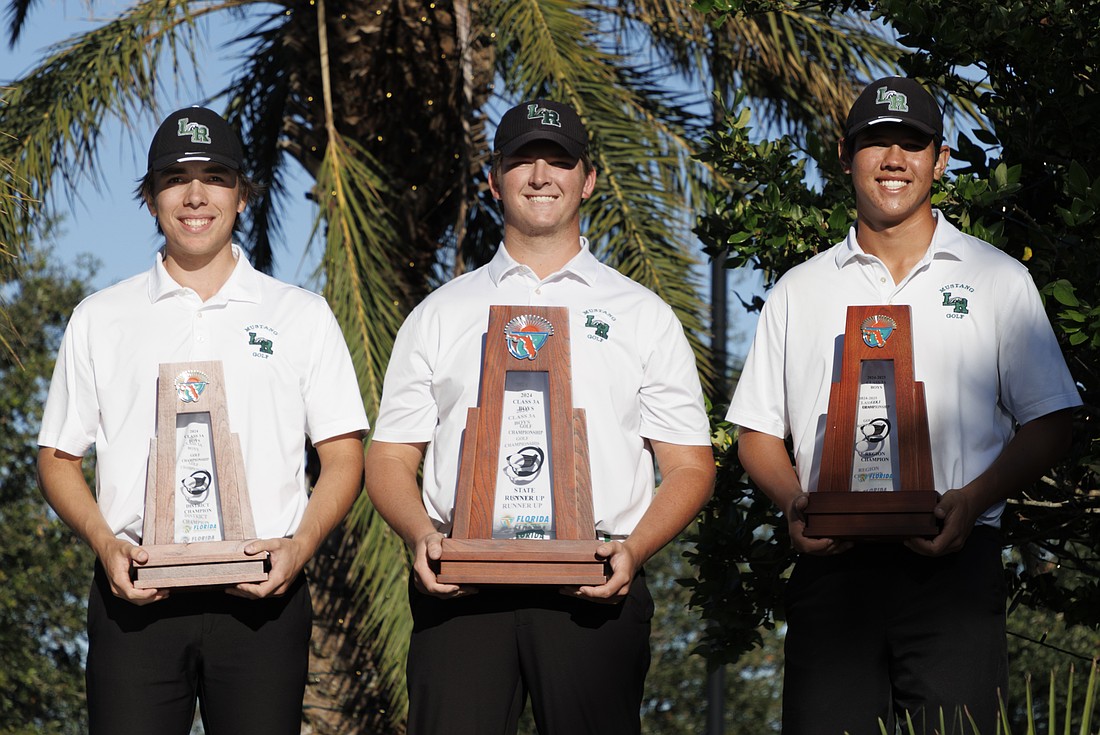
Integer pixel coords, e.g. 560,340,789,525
728,77,1081,734
365,99,715,734
37,106,368,734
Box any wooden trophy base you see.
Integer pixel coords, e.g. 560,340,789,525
803,490,939,540
437,539,609,585
133,539,270,589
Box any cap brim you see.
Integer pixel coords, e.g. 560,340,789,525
847,117,939,140
498,129,585,158
149,152,242,171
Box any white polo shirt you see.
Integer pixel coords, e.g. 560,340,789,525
372,239,710,537
38,246,370,543
728,211,1081,526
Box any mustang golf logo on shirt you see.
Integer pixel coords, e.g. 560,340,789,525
939,283,974,319
244,323,278,359
504,314,554,360
860,315,897,348
582,307,617,342
174,370,210,403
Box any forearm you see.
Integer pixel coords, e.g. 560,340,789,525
623,443,715,566
292,434,365,557
39,447,167,602
364,440,436,548
37,447,116,557
737,428,803,513
959,408,1074,514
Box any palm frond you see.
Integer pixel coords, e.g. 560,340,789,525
0,126,27,264
315,134,406,409
4,0,41,47
312,130,412,723
621,1,902,138
222,9,299,274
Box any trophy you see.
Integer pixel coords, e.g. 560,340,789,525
803,305,939,539
133,361,269,588
437,305,609,585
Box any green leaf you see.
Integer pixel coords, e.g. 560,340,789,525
1051,279,1080,307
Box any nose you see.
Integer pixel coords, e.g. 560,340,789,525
529,159,551,186
882,144,907,169
183,177,208,206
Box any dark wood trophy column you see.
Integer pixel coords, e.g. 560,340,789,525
803,305,939,539
437,305,609,585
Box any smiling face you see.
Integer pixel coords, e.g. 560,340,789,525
840,123,949,233
145,160,246,267
489,140,596,241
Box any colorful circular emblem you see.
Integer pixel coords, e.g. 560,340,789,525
860,315,897,348
174,370,211,403
504,315,555,361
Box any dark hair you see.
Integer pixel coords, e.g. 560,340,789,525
134,169,264,234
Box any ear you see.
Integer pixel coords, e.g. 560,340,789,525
237,194,247,215
581,167,597,200
838,139,853,174
932,144,950,181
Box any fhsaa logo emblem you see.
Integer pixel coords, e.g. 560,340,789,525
860,315,897,349
504,314,555,361
177,118,212,144
526,103,562,128
875,86,910,113
173,370,210,403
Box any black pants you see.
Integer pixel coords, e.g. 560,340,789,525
406,572,654,735
85,563,312,735
781,526,1008,735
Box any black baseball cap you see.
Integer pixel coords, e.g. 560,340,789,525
494,99,588,158
844,77,943,141
147,106,244,172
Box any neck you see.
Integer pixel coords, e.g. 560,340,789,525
162,243,238,300
855,209,937,284
503,227,582,279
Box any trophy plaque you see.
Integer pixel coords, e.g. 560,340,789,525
437,305,609,585
133,361,269,588
803,305,939,539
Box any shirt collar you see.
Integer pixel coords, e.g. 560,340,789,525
834,209,966,270
486,237,601,287
147,244,264,304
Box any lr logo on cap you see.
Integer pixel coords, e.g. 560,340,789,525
875,87,910,113
177,118,212,144
526,103,562,128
